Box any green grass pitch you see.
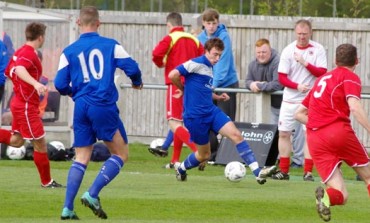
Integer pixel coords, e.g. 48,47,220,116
0,143,369,222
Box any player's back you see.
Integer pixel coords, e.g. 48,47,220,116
306,67,361,129
165,36,203,75
61,32,129,106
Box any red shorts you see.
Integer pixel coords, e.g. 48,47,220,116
166,84,183,121
307,121,369,183
10,98,45,140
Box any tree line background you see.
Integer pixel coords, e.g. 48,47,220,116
5,0,370,18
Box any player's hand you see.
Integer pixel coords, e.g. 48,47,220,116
218,93,230,101
173,89,183,98
294,52,307,66
132,83,143,90
250,81,261,92
34,82,48,96
297,83,311,93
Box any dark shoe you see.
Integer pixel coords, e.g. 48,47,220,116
290,162,302,168
81,192,107,219
315,186,331,222
174,163,187,181
163,163,175,169
148,147,168,157
61,207,79,220
303,172,315,181
42,180,65,188
198,161,206,171
271,170,290,180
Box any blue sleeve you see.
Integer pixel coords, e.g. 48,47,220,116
176,64,188,77
212,32,233,87
0,43,8,85
3,33,14,59
116,57,142,86
114,44,142,86
54,53,72,96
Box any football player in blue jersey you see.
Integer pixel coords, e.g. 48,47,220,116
54,6,143,220
169,38,276,184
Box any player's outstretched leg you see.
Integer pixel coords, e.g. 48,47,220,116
80,192,107,219
61,207,79,220
315,186,331,222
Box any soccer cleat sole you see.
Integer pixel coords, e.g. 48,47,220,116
81,197,108,219
315,187,331,222
61,215,80,220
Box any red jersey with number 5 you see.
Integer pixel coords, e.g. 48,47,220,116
302,66,361,129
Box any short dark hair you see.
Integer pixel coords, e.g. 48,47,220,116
202,8,219,22
336,44,357,67
204,37,224,52
25,22,46,41
166,12,182,26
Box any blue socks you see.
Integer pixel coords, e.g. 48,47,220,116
64,162,86,210
178,153,200,175
161,130,173,151
236,141,261,177
88,155,124,198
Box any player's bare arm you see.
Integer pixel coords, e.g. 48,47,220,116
15,65,47,96
348,97,370,133
294,104,308,124
213,92,230,101
168,69,183,91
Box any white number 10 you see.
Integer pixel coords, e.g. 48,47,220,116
78,49,104,83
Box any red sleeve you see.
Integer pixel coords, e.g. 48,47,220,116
152,35,172,68
278,72,298,89
306,63,327,77
302,91,311,108
198,43,205,56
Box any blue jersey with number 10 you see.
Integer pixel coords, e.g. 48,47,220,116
55,32,142,106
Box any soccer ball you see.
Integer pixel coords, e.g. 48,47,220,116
6,145,26,160
48,141,65,151
149,138,164,149
224,161,246,182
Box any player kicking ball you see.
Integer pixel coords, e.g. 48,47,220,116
295,43,370,222
169,37,276,184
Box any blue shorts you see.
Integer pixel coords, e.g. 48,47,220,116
184,107,231,145
73,98,128,147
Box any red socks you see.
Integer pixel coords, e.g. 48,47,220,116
326,188,344,206
304,158,314,173
171,135,183,163
279,157,290,173
0,129,12,144
33,151,52,185
174,126,197,152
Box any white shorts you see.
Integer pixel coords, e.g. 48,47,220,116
278,101,303,132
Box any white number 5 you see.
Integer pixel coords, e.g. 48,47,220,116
313,74,332,98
